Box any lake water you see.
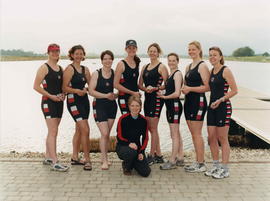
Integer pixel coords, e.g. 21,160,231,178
0,58,269,153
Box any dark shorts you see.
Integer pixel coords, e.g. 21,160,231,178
144,93,164,118
207,100,232,127
184,93,207,121
67,94,90,122
41,96,63,119
93,99,117,122
165,98,183,124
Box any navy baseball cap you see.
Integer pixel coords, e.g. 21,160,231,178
125,40,137,48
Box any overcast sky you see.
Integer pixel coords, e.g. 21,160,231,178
1,0,269,55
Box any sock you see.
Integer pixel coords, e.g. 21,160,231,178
213,160,220,167
222,164,229,172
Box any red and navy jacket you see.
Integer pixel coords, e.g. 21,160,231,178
116,113,149,154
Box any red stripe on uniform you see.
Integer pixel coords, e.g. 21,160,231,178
117,114,130,142
72,110,79,116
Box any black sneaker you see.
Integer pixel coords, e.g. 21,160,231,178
154,155,164,164
146,154,155,166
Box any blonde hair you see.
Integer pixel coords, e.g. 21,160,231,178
128,95,142,107
189,41,203,58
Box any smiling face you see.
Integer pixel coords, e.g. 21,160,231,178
167,55,179,70
188,44,201,59
128,100,141,116
148,46,159,60
48,50,60,61
125,45,137,57
209,49,222,66
71,49,85,63
102,54,113,68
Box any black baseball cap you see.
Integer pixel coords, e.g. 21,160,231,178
125,39,137,48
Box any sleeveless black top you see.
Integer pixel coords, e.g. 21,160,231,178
120,60,139,92
95,68,114,99
70,64,87,90
42,63,63,95
165,70,180,96
142,62,163,96
209,66,229,102
184,61,204,87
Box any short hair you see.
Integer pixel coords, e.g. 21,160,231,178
68,45,86,61
128,95,142,107
100,50,114,60
167,53,179,62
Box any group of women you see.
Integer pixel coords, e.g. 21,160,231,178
33,40,237,179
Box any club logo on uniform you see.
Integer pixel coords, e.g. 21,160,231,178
82,77,85,81
211,77,215,82
133,73,136,77
145,72,149,77
106,82,110,87
186,73,189,78
58,75,61,79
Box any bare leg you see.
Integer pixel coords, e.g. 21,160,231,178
147,117,161,156
207,126,219,161
186,120,205,163
72,124,81,160
169,123,180,162
217,126,230,164
76,120,90,162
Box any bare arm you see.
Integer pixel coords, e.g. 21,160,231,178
222,68,238,100
89,71,110,99
33,64,61,102
160,71,182,99
62,65,85,96
156,64,169,90
182,63,210,94
114,61,137,95
138,65,147,92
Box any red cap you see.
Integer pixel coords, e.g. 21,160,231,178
47,44,60,52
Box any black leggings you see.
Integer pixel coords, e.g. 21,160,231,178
116,144,151,177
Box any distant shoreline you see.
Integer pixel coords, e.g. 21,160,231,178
1,55,270,63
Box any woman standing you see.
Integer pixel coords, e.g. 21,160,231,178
205,47,237,179
62,45,92,171
139,43,168,165
89,50,118,170
116,96,151,177
182,41,210,173
158,53,184,170
33,44,69,172
114,40,141,114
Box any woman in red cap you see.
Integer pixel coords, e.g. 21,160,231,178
33,43,69,172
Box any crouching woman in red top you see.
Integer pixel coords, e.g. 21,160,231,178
116,96,151,177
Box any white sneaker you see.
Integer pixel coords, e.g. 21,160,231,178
185,162,207,173
205,166,220,177
212,168,229,179
51,163,69,172
184,162,197,170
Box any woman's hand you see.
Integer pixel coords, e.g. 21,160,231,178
157,90,166,99
138,153,144,161
132,91,141,97
210,98,223,109
49,94,62,102
129,143,138,150
76,88,88,96
181,85,191,95
106,92,116,100
57,93,66,101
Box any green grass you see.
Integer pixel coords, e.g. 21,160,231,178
224,56,270,63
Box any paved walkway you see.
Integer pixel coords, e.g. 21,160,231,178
0,161,269,201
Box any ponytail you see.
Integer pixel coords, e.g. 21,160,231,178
134,55,141,66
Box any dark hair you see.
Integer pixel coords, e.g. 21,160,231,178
100,50,114,60
147,43,162,57
68,45,86,61
209,46,224,65
189,41,203,58
167,53,179,62
134,55,141,66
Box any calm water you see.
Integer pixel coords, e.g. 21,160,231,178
0,58,269,153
